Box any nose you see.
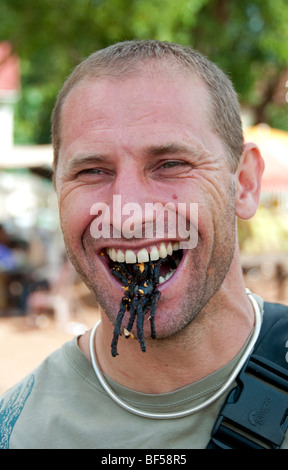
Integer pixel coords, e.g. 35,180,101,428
109,166,155,240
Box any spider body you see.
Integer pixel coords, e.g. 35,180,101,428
110,259,162,356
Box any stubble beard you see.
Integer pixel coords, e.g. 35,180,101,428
62,208,236,345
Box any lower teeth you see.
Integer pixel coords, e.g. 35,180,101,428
158,269,175,285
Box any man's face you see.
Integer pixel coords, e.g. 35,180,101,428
55,69,237,340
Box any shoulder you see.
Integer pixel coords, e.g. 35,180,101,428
0,336,110,448
0,374,35,449
0,339,78,448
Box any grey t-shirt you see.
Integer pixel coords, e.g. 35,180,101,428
1,299,287,449
0,337,238,449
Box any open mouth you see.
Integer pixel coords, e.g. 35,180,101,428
100,242,184,356
104,241,183,285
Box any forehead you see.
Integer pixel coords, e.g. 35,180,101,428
58,69,217,162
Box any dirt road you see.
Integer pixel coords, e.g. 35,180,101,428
0,309,99,395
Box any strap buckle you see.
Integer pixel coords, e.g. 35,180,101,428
208,356,288,449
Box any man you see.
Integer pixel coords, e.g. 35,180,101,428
1,40,287,449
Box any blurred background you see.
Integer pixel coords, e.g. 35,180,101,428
0,0,288,393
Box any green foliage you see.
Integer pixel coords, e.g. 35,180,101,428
0,0,287,144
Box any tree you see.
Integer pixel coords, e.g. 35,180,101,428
191,0,288,128
0,0,287,144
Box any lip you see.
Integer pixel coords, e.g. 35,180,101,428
97,240,187,295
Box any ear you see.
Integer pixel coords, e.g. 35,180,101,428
235,143,265,220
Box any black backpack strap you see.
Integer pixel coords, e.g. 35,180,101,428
207,302,288,449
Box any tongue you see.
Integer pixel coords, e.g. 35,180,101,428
159,257,173,277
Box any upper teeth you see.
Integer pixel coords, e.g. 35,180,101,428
106,241,180,264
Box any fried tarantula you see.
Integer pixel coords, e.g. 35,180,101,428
110,259,163,357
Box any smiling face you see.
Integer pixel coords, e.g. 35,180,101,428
55,68,238,340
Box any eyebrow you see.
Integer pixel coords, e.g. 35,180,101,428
64,154,107,176
144,142,212,160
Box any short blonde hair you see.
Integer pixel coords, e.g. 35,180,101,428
52,40,243,173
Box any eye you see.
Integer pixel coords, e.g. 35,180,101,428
152,159,193,180
74,167,114,183
161,161,185,169
78,168,104,175
155,160,192,174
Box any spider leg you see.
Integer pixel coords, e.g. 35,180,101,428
136,302,146,352
111,267,130,286
147,259,154,279
152,258,163,285
149,289,161,339
111,299,127,357
126,296,138,332
118,262,132,278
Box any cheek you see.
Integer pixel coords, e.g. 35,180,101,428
59,190,96,246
